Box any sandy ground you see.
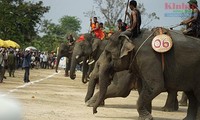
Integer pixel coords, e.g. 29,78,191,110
0,68,188,120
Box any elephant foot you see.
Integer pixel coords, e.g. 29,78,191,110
86,99,105,107
179,101,187,106
65,74,69,77
183,116,195,120
70,74,76,80
138,114,153,120
65,72,69,77
161,105,178,112
162,99,178,112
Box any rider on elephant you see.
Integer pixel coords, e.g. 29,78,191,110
122,0,141,38
117,19,127,32
90,17,105,40
66,34,75,46
181,0,200,37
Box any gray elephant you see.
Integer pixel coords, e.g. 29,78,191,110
85,70,137,107
90,28,200,120
70,33,108,83
55,42,74,76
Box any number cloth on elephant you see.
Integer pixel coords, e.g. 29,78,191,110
91,23,105,40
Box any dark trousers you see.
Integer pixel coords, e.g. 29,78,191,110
24,67,30,83
0,66,3,83
8,65,15,77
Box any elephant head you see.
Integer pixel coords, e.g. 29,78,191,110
55,43,73,73
70,33,93,80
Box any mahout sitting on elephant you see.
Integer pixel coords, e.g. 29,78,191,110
89,27,200,120
70,33,108,83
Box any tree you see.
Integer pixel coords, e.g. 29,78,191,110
0,0,50,46
59,16,81,35
35,16,81,52
84,0,159,29
85,0,126,28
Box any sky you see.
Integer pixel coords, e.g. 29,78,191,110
30,0,200,33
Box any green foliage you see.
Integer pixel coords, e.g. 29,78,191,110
0,0,50,47
35,16,81,52
59,16,81,34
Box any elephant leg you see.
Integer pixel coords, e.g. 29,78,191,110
196,105,200,120
87,63,95,81
65,59,69,77
85,63,99,103
162,91,178,112
86,92,104,107
87,79,132,107
194,88,200,119
66,58,71,77
183,91,197,120
179,92,188,106
137,81,163,120
85,77,98,103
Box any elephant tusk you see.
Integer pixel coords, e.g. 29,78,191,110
79,61,83,64
75,55,79,59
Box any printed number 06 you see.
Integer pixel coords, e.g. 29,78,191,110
154,39,169,48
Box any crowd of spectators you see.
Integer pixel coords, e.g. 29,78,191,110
0,48,57,83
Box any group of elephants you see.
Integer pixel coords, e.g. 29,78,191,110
55,27,200,120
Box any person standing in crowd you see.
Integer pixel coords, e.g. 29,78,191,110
42,52,48,69
15,49,21,69
0,48,5,83
22,48,31,83
90,17,105,40
3,49,8,79
7,50,16,77
34,51,40,69
39,52,44,68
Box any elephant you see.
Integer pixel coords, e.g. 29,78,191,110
85,70,137,107
89,28,200,120
55,42,74,76
70,33,108,83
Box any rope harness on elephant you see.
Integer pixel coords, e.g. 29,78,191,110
129,27,174,72
128,31,155,72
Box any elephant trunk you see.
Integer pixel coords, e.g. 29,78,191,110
81,57,89,84
55,55,61,73
85,76,98,102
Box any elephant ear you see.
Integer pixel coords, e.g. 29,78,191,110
120,35,135,58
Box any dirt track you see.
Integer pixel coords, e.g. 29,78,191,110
0,69,187,120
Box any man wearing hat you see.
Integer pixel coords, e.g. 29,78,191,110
181,0,200,36
22,48,31,83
